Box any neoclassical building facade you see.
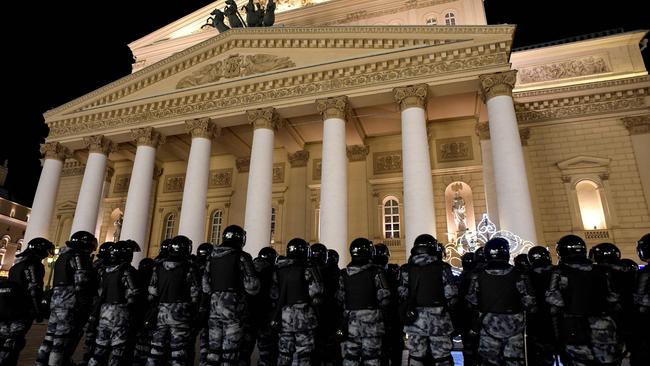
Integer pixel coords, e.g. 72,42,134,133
27,0,650,266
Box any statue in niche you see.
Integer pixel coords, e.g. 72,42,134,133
113,214,123,242
451,185,467,233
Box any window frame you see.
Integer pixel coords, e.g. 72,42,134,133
382,196,401,239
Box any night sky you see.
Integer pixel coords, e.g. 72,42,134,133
3,0,647,207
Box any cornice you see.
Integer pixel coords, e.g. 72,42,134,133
44,25,515,119
622,114,650,135
513,75,650,99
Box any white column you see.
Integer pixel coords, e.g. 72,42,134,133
178,119,217,250
623,115,650,208
316,96,349,263
243,108,279,256
286,151,310,241
394,84,436,254
24,142,71,242
476,122,500,227
121,128,164,264
71,136,114,234
480,71,538,243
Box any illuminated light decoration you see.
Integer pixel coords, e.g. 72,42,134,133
444,214,536,268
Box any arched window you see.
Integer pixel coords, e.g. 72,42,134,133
163,213,176,240
209,209,223,244
270,207,277,242
426,17,438,25
383,197,401,239
445,12,456,25
576,180,607,230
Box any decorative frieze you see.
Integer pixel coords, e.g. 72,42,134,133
373,151,402,174
82,135,115,155
479,70,517,102
40,142,71,161
475,122,490,140
273,163,285,183
185,118,220,139
131,127,165,148
316,96,349,121
622,114,650,135
209,168,233,188
312,159,322,180
346,145,369,162
113,174,131,193
518,56,609,84
163,174,185,193
393,84,429,111
288,150,309,167
247,107,281,130
236,157,251,172
61,160,85,177
436,137,473,163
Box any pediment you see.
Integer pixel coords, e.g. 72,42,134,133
56,200,78,212
557,155,611,174
44,25,514,139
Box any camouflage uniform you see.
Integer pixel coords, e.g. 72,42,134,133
526,264,555,366
0,255,45,366
379,263,402,366
251,256,279,366
202,246,260,366
132,258,160,366
399,254,458,366
597,261,636,359
455,265,479,366
146,258,200,366
336,263,390,366
271,257,324,366
36,246,96,366
631,264,649,365
546,258,619,366
81,257,108,365
87,263,139,366
466,263,536,366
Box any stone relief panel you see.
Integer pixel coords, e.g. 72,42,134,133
436,136,473,163
518,56,610,84
209,169,233,188
164,174,185,193
113,174,131,194
312,159,322,181
273,163,286,183
373,151,402,174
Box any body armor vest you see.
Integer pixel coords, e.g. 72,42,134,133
102,267,126,304
158,261,191,303
529,268,552,307
343,268,378,310
53,250,76,287
277,264,310,306
409,262,446,307
478,268,523,314
561,265,607,316
210,251,242,293
0,280,29,320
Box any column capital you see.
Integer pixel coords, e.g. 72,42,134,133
316,96,350,120
82,135,116,155
519,127,531,146
185,118,221,139
393,84,428,111
622,114,650,135
247,107,281,130
40,142,71,161
236,157,251,172
475,121,490,140
130,127,165,148
346,145,369,162
478,70,517,102
288,150,310,167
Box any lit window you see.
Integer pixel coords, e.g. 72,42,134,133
270,207,277,242
163,213,176,240
576,180,607,230
209,209,223,244
426,17,437,25
445,12,456,25
383,197,401,239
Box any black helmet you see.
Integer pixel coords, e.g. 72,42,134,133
349,238,374,261
222,225,246,248
414,234,438,247
196,243,214,262
589,243,621,264
411,243,432,256
138,257,155,272
158,239,172,259
17,237,55,259
258,247,278,264
67,231,98,253
513,253,530,272
96,242,115,260
474,246,486,263
109,241,137,264
637,234,650,262
326,249,339,267
169,235,192,258
373,243,390,266
286,238,310,260
484,238,510,262
556,235,587,261
528,246,552,267
620,258,639,272
310,243,327,265
461,252,475,271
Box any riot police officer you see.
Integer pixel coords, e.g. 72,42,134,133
202,225,259,366
373,243,402,366
155,239,172,262
146,235,200,366
399,234,457,366
87,240,140,366
546,235,619,366
0,237,54,366
252,247,279,366
310,242,339,366
327,249,340,269
36,230,98,366
465,237,536,366
631,234,649,365
192,242,213,366
271,238,324,366
513,253,530,273
455,252,478,366
526,246,555,366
